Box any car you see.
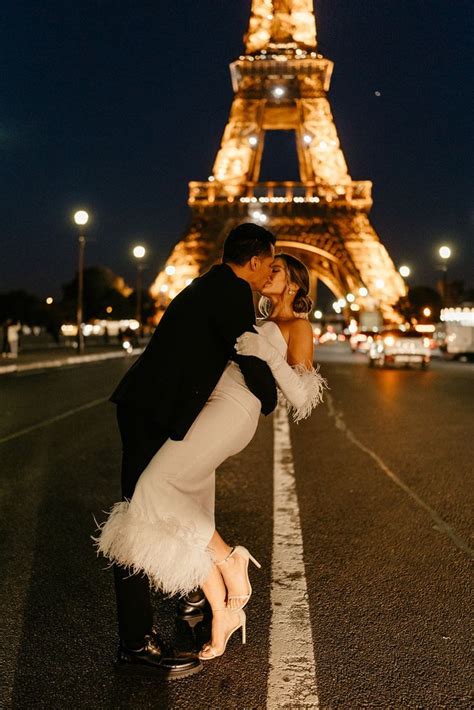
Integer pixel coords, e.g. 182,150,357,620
368,328,431,369
350,331,375,353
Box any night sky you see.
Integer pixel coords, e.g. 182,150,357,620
1,0,472,300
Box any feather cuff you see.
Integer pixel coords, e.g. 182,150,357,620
283,363,329,423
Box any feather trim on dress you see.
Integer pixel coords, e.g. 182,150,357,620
283,363,329,423
92,500,214,597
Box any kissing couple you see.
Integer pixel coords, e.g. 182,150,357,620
95,222,328,679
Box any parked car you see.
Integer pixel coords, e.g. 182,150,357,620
368,328,431,369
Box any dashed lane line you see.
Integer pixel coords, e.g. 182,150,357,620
325,392,474,560
267,402,320,708
0,397,109,445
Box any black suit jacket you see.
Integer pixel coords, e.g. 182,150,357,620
110,263,277,440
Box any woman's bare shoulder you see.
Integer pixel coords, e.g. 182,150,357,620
288,318,313,337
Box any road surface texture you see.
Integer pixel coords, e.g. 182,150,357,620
0,344,472,709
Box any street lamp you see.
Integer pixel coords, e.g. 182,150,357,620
73,209,89,354
399,265,410,278
133,245,146,328
439,245,451,306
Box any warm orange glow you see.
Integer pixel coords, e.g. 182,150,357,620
149,0,406,324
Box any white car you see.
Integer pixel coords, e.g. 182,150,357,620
368,329,431,369
350,331,375,354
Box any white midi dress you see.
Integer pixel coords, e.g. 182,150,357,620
95,320,326,596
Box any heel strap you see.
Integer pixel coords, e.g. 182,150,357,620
215,547,235,566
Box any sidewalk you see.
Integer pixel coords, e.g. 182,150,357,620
0,345,142,375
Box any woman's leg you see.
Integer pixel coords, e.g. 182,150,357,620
207,529,257,610
207,529,232,563
200,563,242,657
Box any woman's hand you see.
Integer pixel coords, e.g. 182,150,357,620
235,332,279,366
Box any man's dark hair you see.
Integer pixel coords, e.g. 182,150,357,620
222,223,276,266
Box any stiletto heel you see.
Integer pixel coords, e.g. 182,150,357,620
215,545,262,609
248,552,261,569
198,609,246,661
241,613,247,645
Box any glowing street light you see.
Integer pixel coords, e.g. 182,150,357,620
133,245,146,327
74,210,89,226
73,209,89,354
133,245,146,259
46,297,53,305
399,265,410,278
438,245,452,306
423,307,431,317
314,310,322,320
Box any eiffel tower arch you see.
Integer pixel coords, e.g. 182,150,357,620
150,0,406,323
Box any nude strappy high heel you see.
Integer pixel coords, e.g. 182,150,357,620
198,608,246,661
216,545,262,610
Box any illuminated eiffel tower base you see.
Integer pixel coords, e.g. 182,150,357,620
150,0,406,322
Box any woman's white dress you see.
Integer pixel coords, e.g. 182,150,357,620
95,320,324,596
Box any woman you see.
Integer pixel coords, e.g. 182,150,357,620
95,253,328,660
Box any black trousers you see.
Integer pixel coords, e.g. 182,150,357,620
113,404,169,645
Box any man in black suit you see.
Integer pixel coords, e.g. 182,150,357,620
109,223,277,678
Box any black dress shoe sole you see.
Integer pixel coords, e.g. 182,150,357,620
177,612,205,629
114,660,203,680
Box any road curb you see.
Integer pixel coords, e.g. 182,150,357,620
0,348,142,375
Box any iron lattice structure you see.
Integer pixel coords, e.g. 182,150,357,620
151,0,406,322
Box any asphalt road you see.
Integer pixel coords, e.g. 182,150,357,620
0,346,472,709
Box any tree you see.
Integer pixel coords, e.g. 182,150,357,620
61,266,134,321
394,286,442,323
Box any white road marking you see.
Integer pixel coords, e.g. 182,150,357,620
268,403,320,709
325,392,474,559
0,397,109,445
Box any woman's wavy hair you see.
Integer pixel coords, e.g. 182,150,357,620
258,252,313,318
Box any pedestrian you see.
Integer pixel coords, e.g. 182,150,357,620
7,320,21,359
94,224,328,678
1,320,10,357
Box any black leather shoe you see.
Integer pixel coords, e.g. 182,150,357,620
177,589,208,628
115,631,202,679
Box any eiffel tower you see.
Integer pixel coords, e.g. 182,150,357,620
150,0,406,322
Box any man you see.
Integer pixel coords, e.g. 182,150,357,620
109,223,277,678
